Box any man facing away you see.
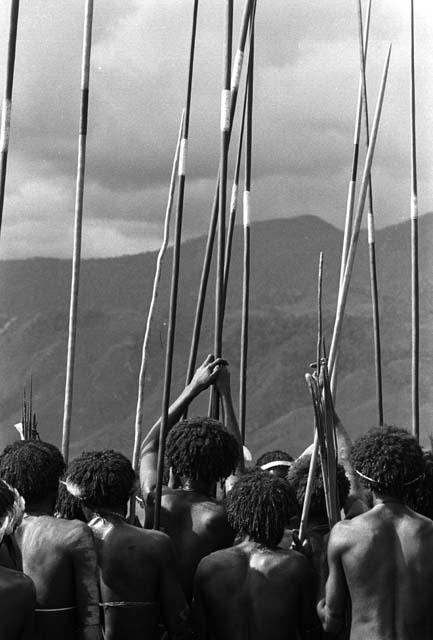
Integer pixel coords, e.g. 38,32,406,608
66,449,193,640
0,440,102,640
0,479,35,640
318,425,433,640
193,469,321,640
140,355,242,602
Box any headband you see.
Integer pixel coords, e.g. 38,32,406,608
355,468,424,487
260,460,292,471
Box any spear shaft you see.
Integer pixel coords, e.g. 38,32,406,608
211,0,233,419
0,0,20,237
154,0,199,530
239,15,254,442
62,0,94,464
356,0,384,426
131,110,185,477
328,44,392,378
410,0,419,441
184,0,255,400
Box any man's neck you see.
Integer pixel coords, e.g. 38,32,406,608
181,478,215,497
373,493,405,507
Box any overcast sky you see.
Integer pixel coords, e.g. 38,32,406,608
0,0,432,259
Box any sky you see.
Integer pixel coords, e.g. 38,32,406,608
0,0,432,259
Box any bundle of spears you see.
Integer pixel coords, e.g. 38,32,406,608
298,254,340,542
21,380,40,441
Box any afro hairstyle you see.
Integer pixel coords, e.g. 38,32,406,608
408,451,433,519
165,417,240,484
66,450,136,509
287,454,350,521
0,440,65,505
225,468,298,546
350,425,424,501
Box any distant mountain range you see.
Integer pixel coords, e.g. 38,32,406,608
1,214,433,459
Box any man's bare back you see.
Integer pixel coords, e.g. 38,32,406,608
194,540,319,640
90,514,191,640
145,488,234,602
323,503,433,640
16,515,100,640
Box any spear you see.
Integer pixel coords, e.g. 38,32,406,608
0,0,20,237
328,44,392,379
355,0,384,425
184,0,255,402
131,109,185,478
338,0,372,292
239,13,254,443
222,64,248,314
62,0,94,464
153,0,199,530
210,0,233,419
410,0,419,441
332,0,372,401
299,254,324,542
223,0,257,314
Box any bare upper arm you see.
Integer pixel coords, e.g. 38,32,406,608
320,523,350,632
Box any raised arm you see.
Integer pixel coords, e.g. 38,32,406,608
140,355,226,496
316,523,348,635
214,364,244,474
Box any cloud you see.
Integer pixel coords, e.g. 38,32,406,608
0,0,432,258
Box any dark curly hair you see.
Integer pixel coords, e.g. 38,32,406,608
66,450,136,508
350,425,424,501
409,451,433,518
256,450,294,467
225,469,297,546
287,454,350,520
165,417,240,483
0,440,65,505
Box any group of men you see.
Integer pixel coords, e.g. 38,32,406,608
1,355,433,639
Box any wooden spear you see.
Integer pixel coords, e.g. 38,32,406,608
239,14,254,443
223,0,257,315
328,44,392,379
0,0,20,237
131,109,185,478
410,0,419,441
332,0,372,401
299,253,324,542
184,0,255,400
222,67,248,314
356,0,384,426
153,0,199,530
61,0,94,464
210,0,233,419
338,0,372,292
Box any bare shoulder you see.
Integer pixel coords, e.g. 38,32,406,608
130,524,176,558
327,518,358,552
56,517,95,548
195,546,243,585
